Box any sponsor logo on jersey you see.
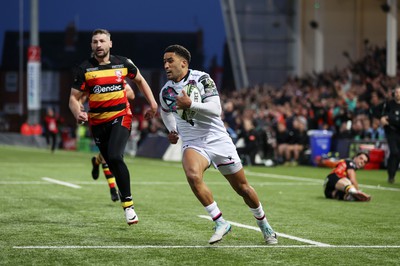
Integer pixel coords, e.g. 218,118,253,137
115,70,123,82
93,84,123,94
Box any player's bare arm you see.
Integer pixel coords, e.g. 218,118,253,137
159,108,178,144
132,69,158,119
347,168,359,190
69,89,88,123
125,83,135,101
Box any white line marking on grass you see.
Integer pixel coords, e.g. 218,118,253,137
2,179,398,192
246,171,322,183
0,181,49,185
42,177,81,189
132,182,319,186
357,184,400,191
0,181,320,186
13,245,400,249
245,171,400,192
198,215,331,247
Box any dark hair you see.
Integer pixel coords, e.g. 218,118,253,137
92,28,111,38
165,45,191,63
355,151,370,163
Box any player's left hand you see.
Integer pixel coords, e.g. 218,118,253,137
144,105,158,120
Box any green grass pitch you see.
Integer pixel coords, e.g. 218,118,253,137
0,145,399,265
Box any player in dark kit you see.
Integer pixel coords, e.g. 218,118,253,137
323,152,371,201
69,29,158,225
379,85,400,184
85,80,136,203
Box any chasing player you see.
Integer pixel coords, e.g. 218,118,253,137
69,29,158,225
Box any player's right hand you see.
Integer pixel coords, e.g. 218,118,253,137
168,131,179,144
77,111,88,124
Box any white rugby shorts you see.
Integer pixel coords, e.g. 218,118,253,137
181,135,242,175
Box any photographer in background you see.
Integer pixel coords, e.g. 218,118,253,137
380,85,400,184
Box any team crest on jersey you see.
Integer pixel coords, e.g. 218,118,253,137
115,70,123,82
161,86,179,112
187,79,196,86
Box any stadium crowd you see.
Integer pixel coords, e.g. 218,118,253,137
141,43,395,166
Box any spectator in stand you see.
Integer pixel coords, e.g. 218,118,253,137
350,118,367,140
365,117,385,141
335,121,353,139
237,118,259,165
290,116,309,165
353,100,370,117
274,122,290,165
44,107,59,153
223,101,237,131
369,91,384,119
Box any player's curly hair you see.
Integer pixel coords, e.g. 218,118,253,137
165,44,191,63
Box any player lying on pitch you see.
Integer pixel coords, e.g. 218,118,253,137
323,151,372,201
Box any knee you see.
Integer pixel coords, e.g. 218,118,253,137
235,184,253,197
107,153,123,166
184,168,203,187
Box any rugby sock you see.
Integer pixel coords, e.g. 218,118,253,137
121,195,134,209
250,203,274,234
102,163,117,189
249,202,265,220
344,185,357,194
205,201,225,222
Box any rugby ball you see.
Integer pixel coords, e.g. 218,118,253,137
177,83,201,121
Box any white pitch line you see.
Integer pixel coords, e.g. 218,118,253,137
246,171,322,183
2,179,398,192
13,245,400,249
198,215,331,247
357,184,400,191
0,181,320,186
245,171,400,192
42,177,81,189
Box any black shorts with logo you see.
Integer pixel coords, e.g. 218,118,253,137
323,173,345,199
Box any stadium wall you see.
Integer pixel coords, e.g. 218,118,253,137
300,0,397,74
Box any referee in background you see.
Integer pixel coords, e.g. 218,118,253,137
380,85,400,184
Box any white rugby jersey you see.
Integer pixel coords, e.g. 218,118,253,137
159,69,229,142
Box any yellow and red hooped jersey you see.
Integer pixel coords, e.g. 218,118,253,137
330,159,358,178
72,55,137,126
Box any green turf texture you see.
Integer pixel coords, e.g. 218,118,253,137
0,145,399,265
